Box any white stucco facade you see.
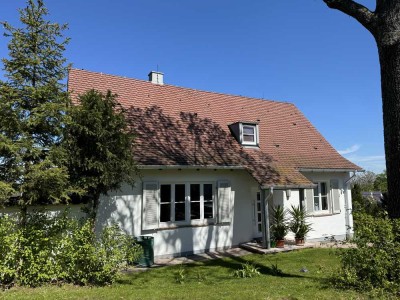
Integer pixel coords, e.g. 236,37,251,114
92,168,354,257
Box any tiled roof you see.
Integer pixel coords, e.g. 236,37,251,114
68,69,361,187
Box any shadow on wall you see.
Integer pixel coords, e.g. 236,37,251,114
126,106,288,186
96,190,141,237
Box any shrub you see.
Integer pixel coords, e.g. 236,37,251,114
334,212,400,295
0,215,19,288
0,210,141,287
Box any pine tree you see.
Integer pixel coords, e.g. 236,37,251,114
0,0,71,217
64,89,137,224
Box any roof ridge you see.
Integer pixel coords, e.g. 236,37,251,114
69,68,295,107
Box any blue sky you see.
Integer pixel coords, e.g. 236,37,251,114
1,0,384,173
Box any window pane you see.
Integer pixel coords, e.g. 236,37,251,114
160,185,171,203
190,184,200,201
314,197,320,211
204,202,213,219
175,184,185,203
160,203,171,222
243,126,255,134
243,135,255,142
322,196,328,210
256,192,260,201
320,182,327,196
175,203,185,221
257,212,261,222
204,184,213,200
191,202,200,219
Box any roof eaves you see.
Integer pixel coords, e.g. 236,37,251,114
138,165,246,170
299,168,362,173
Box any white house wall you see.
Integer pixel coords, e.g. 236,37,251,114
96,169,259,258
299,171,353,241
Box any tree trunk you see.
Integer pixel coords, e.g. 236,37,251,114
323,0,400,218
88,192,100,232
377,43,400,218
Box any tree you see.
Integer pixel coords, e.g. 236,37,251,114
374,170,387,192
0,0,71,218
352,171,376,192
323,0,400,218
63,89,137,223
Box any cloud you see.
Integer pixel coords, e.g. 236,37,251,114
338,144,361,155
344,155,386,173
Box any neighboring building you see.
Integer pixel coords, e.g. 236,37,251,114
68,69,362,258
362,191,383,203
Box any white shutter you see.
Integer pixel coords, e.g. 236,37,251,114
217,180,231,223
330,179,341,214
305,189,314,214
142,181,159,230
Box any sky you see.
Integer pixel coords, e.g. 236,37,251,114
0,0,385,173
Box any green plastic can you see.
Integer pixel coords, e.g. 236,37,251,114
136,236,154,267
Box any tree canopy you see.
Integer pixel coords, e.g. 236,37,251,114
63,89,137,220
0,0,71,210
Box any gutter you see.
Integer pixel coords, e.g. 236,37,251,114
260,184,315,190
299,168,361,173
345,170,360,185
138,165,246,170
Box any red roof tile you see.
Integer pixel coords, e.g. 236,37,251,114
68,69,361,187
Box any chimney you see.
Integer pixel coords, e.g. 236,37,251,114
148,71,164,85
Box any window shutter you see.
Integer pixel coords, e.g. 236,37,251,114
217,180,231,223
330,179,341,214
305,189,314,214
142,181,159,230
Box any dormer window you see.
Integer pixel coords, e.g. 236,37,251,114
242,124,257,145
229,121,259,147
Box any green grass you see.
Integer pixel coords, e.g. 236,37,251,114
1,248,368,300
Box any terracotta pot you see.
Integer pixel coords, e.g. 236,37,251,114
276,239,285,248
295,238,305,246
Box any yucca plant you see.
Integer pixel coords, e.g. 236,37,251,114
288,205,312,244
270,205,289,243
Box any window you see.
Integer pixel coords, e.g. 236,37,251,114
159,183,214,224
313,182,328,211
255,192,262,233
241,123,258,146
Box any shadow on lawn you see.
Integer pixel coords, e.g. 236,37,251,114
120,253,310,284
183,253,305,279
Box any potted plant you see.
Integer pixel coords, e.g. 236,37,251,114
288,205,312,246
270,205,289,248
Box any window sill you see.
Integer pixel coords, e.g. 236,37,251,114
311,212,334,217
158,219,218,230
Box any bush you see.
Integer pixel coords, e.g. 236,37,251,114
0,210,141,288
334,212,400,295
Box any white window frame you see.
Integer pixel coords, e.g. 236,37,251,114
159,182,215,228
313,181,330,213
240,123,259,146
255,191,262,235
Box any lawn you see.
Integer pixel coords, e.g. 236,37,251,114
1,248,368,300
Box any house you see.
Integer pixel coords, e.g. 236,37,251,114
68,69,362,258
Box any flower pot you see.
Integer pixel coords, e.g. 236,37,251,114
295,238,305,246
276,239,285,248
